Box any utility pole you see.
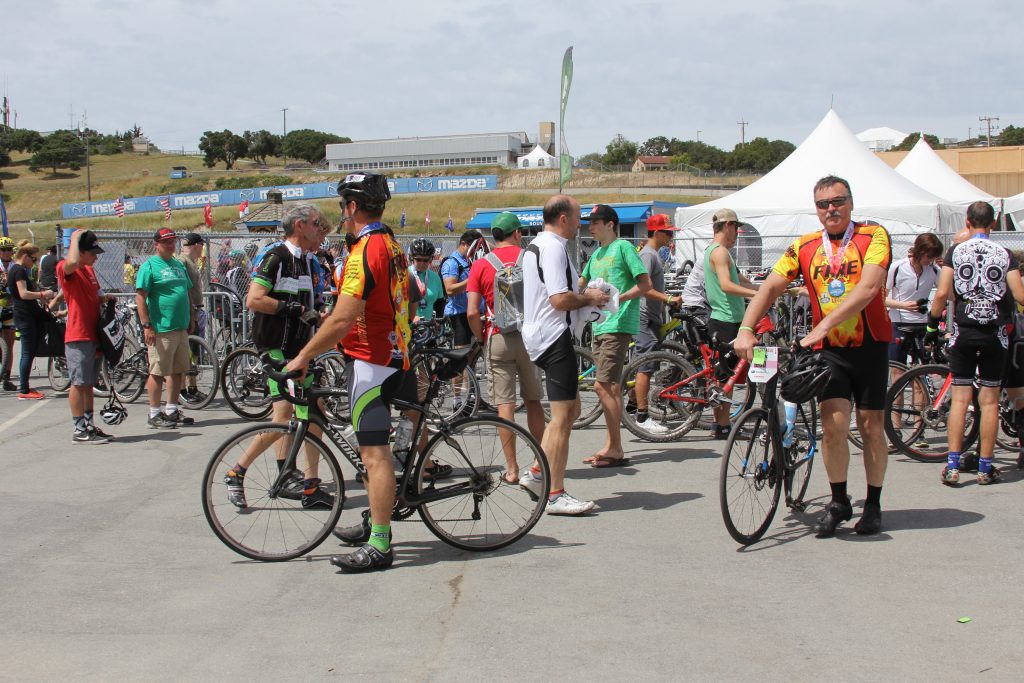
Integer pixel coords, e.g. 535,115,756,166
281,107,288,164
696,130,701,143
737,119,748,145
979,115,999,147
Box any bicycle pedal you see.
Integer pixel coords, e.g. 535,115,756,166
788,499,807,512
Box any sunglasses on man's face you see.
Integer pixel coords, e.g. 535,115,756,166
815,196,848,210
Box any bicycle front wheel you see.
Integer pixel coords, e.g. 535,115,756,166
48,354,72,393
574,345,603,428
180,335,218,409
220,347,272,420
720,407,782,545
620,351,703,442
784,399,818,506
415,416,550,552
885,364,979,462
111,338,147,403
201,423,344,561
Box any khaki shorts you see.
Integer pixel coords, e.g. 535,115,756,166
488,331,543,405
149,329,190,376
592,333,631,383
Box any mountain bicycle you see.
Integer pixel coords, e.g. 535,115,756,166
618,313,771,442
201,345,550,561
720,347,819,545
884,363,981,462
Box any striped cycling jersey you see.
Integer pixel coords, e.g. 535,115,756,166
250,242,317,359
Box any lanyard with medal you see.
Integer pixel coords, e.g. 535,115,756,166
821,222,854,300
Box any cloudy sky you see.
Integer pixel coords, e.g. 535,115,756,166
3,0,1020,154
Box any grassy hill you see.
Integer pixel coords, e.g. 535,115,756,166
0,151,711,243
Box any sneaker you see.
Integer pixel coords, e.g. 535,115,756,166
978,466,1002,486
87,425,112,442
941,466,960,486
181,387,208,404
72,429,107,444
814,497,853,538
148,413,178,429
17,390,44,400
713,425,730,440
637,417,671,435
224,470,247,508
854,503,882,535
546,492,596,515
329,543,394,573
166,409,194,426
301,481,335,509
2,380,17,392
519,469,544,501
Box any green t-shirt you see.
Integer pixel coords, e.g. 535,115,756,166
409,265,444,320
581,238,648,335
704,243,745,323
136,255,193,333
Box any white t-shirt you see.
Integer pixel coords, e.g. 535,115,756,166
886,257,939,323
522,230,578,360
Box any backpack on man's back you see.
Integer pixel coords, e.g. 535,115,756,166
484,251,526,334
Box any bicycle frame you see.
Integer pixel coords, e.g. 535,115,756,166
656,315,774,406
265,352,495,515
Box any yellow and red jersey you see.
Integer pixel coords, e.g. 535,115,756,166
773,222,892,348
339,227,412,369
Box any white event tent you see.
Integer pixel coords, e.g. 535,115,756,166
674,110,964,264
895,136,996,206
1006,192,1024,230
517,145,557,170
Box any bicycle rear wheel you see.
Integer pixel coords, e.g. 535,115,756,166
221,347,272,420
573,345,603,428
415,416,550,551
180,335,218,409
720,407,782,545
415,354,480,424
201,423,344,561
884,364,979,463
620,351,704,442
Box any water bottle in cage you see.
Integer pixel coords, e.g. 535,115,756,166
782,401,798,447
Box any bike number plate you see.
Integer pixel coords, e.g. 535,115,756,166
747,346,778,384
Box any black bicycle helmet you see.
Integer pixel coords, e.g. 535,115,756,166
100,394,128,426
336,173,391,212
410,238,435,259
779,352,832,404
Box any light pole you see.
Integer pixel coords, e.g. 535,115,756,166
281,107,288,165
696,130,701,143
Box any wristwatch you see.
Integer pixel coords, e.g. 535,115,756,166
142,322,153,329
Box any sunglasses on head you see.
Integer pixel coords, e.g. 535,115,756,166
815,196,848,210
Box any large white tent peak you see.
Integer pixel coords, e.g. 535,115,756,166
856,126,908,151
895,136,994,204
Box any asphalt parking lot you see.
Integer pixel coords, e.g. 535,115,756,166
2,364,1023,682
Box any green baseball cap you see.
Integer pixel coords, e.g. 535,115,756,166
490,212,522,239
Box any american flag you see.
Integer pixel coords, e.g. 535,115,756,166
445,213,454,233
159,196,171,220
113,194,126,218
400,209,406,229
425,209,430,228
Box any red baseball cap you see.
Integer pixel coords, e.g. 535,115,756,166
646,213,678,232
154,227,178,242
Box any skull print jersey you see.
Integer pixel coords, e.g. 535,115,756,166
944,236,1018,344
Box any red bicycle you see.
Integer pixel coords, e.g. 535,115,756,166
620,315,775,442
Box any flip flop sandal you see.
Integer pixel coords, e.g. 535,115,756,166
500,471,520,485
591,456,630,468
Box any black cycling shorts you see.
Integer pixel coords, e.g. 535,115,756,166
347,359,417,446
708,319,741,378
819,342,889,410
533,329,578,402
949,326,1007,388
888,322,926,363
448,313,472,346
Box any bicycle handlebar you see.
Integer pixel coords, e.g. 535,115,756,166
261,353,310,407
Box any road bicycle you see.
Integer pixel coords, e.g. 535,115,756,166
720,348,819,545
201,345,550,561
